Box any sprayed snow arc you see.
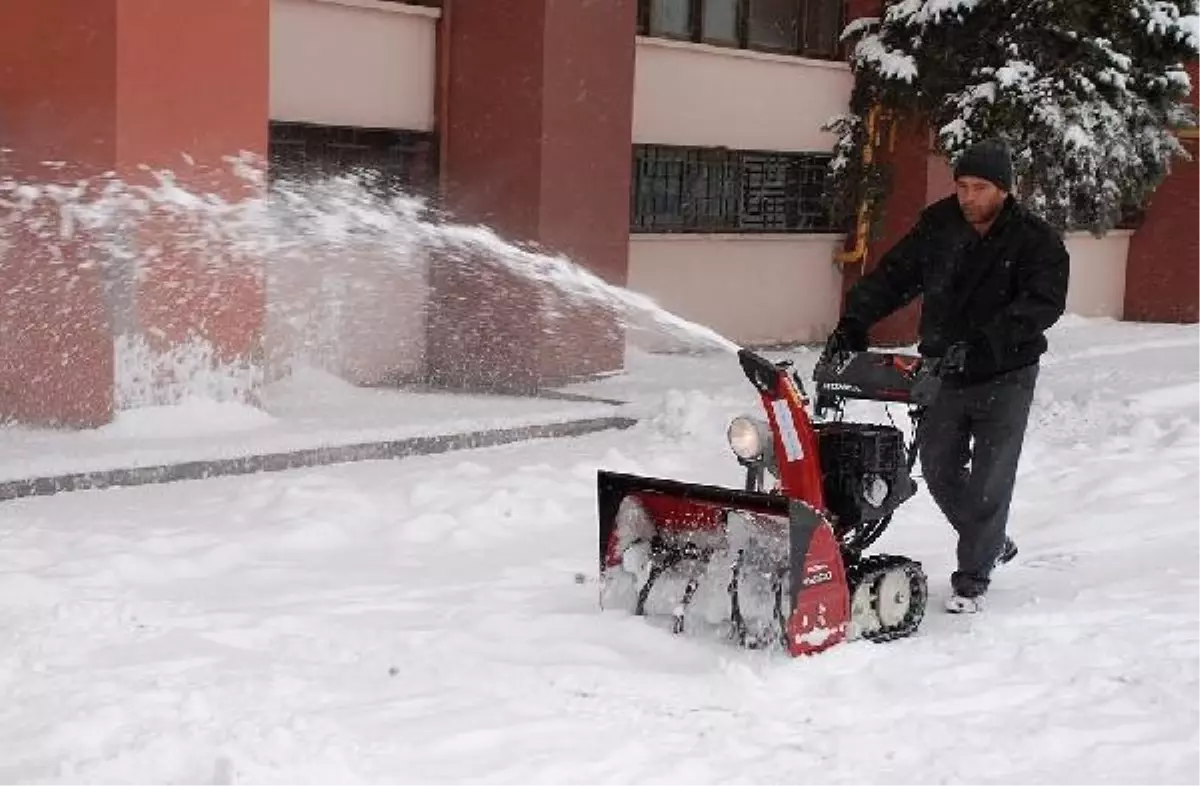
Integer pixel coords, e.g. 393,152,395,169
0,159,738,413
0,317,1195,783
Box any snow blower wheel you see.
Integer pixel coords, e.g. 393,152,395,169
847,555,929,643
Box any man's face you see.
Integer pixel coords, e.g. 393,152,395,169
955,176,1007,225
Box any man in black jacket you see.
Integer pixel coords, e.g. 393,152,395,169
824,138,1070,614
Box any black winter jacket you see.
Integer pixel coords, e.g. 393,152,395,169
840,194,1070,386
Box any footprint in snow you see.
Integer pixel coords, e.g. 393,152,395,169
1023,552,1077,571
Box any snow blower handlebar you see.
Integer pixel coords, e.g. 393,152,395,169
735,348,947,492
811,349,951,480
811,350,944,410
737,345,942,409
738,347,947,412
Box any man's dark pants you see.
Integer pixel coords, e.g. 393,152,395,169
917,364,1039,597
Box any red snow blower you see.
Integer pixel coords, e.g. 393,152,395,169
597,348,946,656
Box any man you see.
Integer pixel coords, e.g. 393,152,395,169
823,138,1070,614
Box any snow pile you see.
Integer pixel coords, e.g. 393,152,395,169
0,373,622,483
115,332,262,410
647,389,729,441
97,397,274,439
261,364,364,410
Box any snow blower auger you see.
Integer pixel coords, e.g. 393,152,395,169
597,348,945,656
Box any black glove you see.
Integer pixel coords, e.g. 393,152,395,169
822,319,869,363
939,334,998,381
940,341,970,377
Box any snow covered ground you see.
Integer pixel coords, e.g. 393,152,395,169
0,317,1196,784
0,366,623,484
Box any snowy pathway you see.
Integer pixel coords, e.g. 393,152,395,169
0,319,1196,784
0,367,623,484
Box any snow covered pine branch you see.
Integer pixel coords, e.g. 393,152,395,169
825,0,1200,235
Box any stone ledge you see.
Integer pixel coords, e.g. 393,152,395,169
0,415,639,503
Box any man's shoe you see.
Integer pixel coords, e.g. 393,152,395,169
945,540,1015,614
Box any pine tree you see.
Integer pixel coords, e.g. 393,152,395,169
826,0,1200,236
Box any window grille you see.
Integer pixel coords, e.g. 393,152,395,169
631,144,839,234
267,121,437,197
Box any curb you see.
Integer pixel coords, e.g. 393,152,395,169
0,415,639,503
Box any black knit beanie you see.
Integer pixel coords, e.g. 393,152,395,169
953,138,1013,192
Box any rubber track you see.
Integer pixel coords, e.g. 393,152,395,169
846,553,928,643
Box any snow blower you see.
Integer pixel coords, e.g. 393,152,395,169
597,348,945,656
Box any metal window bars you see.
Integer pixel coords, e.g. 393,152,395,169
631,144,838,234
267,121,437,197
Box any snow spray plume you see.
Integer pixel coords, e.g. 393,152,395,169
266,171,741,353
0,156,740,404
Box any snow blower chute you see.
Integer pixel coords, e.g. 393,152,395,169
597,348,945,656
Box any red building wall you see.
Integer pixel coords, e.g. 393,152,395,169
838,0,930,346
1124,60,1200,324
1124,136,1198,323
0,0,269,427
0,2,122,427
427,0,637,392
115,0,270,361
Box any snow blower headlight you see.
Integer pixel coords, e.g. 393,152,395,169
727,416,771,462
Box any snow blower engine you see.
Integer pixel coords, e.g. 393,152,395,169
597,348,945,656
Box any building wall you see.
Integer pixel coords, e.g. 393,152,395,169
1125,59,1200,323
1124,134,1200,323
0,1,119,426
1063,231,1132,319
265,245,430,385
427,0,637,391
265,0,439,385
629,37,852,348
269,0,438,130
633,37,854,151
628,235,844,347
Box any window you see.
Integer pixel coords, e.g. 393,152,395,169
747,0,799,53
649,0,692,37
631,144,840,234
702,0,739,45
637,0,844,60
